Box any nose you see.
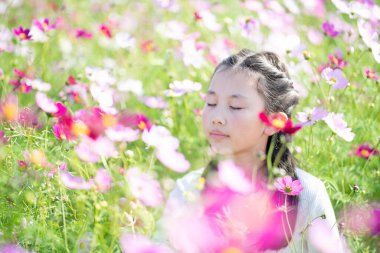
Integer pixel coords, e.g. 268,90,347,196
212,115,226,125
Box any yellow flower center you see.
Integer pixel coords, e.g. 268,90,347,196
361,149,370,158
71,120,90,136
221,247,244,253
20,33,26,39
102,114,117,128
271,118,285,129
138,121,146,130
329,77,336,84
2,103,18,121
42,23,48,30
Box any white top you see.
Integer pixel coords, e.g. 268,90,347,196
154,167,345,253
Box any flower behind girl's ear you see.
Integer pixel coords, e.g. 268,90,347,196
258,111,302,135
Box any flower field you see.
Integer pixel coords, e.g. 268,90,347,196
0,0,379,252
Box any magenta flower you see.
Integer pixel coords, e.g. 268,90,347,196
13,26,32,40
0,244,33,253
94,169,112,192
328,53,348,69
296,107,328,127
354,144,379,159
321,67,348,89
365,69,379,80
18,107,43,129
33,18,55,32
274,175,303,196
322,21,339,38
323,112,355,142
75,28,93,39
0,130,8,144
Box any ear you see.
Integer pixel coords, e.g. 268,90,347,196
263,112,288,136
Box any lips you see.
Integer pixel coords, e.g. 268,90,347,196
209,130,229,140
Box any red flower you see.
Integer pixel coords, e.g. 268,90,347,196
67,75,77,85
258,112,302,135
354,144,379,159
13,26,32,40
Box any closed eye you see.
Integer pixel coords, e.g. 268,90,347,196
230,106,244,110
207,103,216,107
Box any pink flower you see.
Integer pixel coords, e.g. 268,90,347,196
321,67,348,89
0,94,19,122
33,18,55,32
60,170,94,190
328,52,348,69
94,169,112,192
365,69,379,80
99,24,112,38
18,107,43,129
217,160,253,194
323,112,355,142
126,167,164,207
120,234,173,253
35,92,58,113
75,28,93,39
322,21,339,38
139,96,168,109
156,147,190,173
13,26,32,40
353,144,379,159
274,175,303,196
239,17,256,37
0,130,8,144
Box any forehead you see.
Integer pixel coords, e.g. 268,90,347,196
208,69,261,99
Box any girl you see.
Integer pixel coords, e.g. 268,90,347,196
157,49,344,252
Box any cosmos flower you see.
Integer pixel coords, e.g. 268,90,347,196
259,112,302,135
0,94,19,121
126,167,164,207
94,169,112,192
323,112,355,142
99,24,112,38
321,67,348,89
365,69,379,80
296,107,328,127
33,18,55,32
13,26,32,40
75,28,93,39
353,144,379,159
322,21,339,38
274,175,304,196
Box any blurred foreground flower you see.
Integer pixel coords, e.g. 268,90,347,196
120,234,173,253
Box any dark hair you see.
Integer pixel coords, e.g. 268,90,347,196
202,49,301,250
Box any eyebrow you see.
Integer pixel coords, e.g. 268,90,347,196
207,90,248,99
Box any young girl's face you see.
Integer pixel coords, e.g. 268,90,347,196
202,69,269,156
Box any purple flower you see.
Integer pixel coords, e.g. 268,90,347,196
321,67,348,89
0,244,34,253
354,144,379,159
322,21,339,38
296,107,328,127
239,17,256,37
126,167,164,207
13,26,32,40
323,112,355,142
0,130,8,144
94,169,112,192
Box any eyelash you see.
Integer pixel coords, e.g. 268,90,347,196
207,104,244,110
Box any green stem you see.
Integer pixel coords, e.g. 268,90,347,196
285,195,298,253
266,135,276,183
60,187,69,252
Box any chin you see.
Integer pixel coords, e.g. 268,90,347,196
210,145,234,156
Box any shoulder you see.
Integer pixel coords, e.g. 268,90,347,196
295,167,325,201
